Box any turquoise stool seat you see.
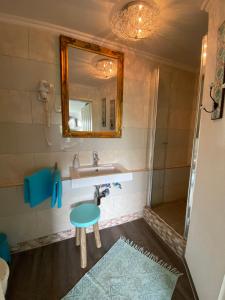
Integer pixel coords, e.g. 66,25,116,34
70,203,100,228
70,203,101,269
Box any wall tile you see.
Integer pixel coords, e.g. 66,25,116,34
0,55,60,92
97,148,147,170
111,171,148,195
0,212,39,245
0,186,31,217
165,167,190,187
164,183,189,203
172,69,196,92
156,108,169,129
0,123,17,154
62,181,94,205
31,92,62,125
123,102,149,128
0,123,65,154
168,109,193,130
166,147,189,168
113,191,147,217
29,28,59,64
0,22,28,58
0,89,32,123
154,128,168,146
0,125,148,160
57,127,148,154
33,152,74,177
14,124,63,153
151,186,164,207
170,86,195,110
36,206,73,238
124,53,150,81
99,196,116,221
167,129,191,148
152,169,165,190
153,147,166,169
0,154,35,186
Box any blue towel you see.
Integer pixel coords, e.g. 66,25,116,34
51,169,62,208
24,168,53,208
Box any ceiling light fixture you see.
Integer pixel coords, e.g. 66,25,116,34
111,0,159,41
95,59,117,79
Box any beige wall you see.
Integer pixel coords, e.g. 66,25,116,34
185,1,225,299
0,21,151,246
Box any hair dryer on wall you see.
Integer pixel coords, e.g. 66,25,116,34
38,80,55,128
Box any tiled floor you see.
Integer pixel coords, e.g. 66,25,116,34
152,199,187,236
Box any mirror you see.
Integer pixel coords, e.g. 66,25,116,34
60,35,124,138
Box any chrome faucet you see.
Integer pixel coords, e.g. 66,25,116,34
93,151,99,167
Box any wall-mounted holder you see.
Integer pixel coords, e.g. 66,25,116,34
200,82,221,114
201,21,225,120
38,80,54,104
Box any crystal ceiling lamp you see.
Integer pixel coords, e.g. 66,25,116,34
111,1,159,41
95,59,117,79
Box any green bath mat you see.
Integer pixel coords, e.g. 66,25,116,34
62,237,182,300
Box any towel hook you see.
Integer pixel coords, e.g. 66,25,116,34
200,82,219,113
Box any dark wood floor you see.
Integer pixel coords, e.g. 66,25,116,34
6,219,196,300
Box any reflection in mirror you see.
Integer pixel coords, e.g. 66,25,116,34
60,35,124,138
69,99,92,131
68,47,117,132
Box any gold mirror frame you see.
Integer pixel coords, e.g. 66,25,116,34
60,35,124,138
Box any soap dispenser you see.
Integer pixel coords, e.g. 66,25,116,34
73,153,80,169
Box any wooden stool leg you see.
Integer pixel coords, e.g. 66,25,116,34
80,228,87,268
93,223,101,248
75,227,80,246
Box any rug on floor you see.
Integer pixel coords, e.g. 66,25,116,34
61,237,182,300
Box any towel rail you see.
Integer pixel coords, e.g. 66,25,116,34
0,177,70,189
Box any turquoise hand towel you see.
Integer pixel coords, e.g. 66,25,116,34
24,168,52,208
51,169,62,208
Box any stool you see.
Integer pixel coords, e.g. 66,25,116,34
0,234,11,263
0,258,9,298
70,203,101,269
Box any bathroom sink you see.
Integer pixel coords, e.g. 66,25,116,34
70,164,133,188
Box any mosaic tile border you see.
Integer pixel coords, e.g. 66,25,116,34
11,211,143,253
143,207,186,257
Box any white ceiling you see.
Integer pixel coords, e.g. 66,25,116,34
0,0,208,67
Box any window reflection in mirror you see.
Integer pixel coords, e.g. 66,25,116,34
69,99,92,131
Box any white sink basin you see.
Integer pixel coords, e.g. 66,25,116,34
70,164,133,188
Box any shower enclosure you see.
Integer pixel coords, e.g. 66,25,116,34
148,65,198,236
